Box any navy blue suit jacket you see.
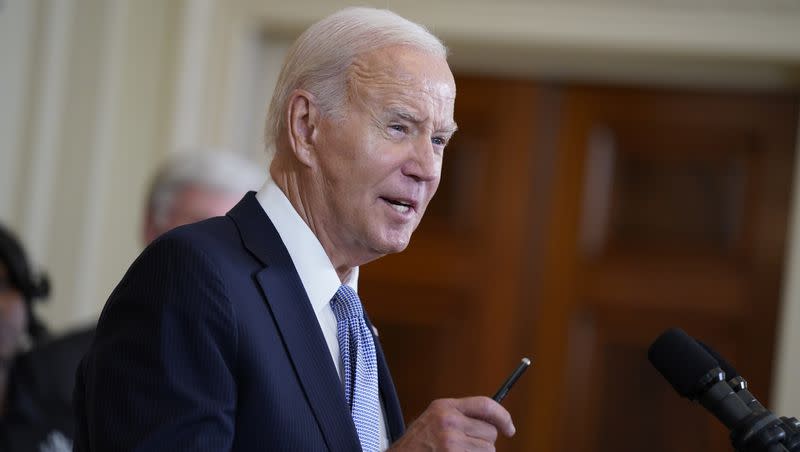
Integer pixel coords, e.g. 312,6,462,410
74,193,405,451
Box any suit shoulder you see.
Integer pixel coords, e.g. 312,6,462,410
137,217,243,268
152,216,238,249
99,219,239,342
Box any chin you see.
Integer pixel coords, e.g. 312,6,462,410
370,241,407,256
372,233,412,255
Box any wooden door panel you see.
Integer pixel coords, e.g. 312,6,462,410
562,305,737,452
544,86,798,452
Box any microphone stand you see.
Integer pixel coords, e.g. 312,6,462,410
778,417,800,451
725,376,800,452
729,410,789,452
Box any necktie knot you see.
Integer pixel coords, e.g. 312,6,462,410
331,284,364,322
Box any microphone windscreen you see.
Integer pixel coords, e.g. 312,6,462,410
648,328,719,398
697,340,740,379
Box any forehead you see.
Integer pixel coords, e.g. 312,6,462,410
347,46,456,126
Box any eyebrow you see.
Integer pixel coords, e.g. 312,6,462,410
395,111,421,123
392,110,458,136
439,122,458,136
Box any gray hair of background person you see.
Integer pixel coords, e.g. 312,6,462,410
145,150,265,229
264,6,448,151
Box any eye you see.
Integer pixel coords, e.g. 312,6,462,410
389,124,408,135
431,136,448,147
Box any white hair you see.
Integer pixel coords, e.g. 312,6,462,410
146,150,265,227
265,6,448,151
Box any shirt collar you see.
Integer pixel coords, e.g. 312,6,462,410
255,177,358,315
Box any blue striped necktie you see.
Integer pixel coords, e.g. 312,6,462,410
331,285,381,452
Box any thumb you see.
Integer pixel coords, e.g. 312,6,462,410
453,396,515,437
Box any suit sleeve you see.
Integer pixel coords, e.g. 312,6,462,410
75,233,238,452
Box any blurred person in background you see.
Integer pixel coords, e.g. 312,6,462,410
1,150,262,451
0,222,54,450
142,150,265,244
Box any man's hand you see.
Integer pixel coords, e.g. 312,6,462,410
389,396,515,451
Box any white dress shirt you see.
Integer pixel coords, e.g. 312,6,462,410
255,177,390,450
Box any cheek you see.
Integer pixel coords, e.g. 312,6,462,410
0,294,26,326
0,294,27,352
426,171,443,199
336,149,392,192
318,135,370,187
432,164,443,189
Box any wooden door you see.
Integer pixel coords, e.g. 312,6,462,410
531,86,798,452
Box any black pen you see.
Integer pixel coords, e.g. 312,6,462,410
492,357,532,403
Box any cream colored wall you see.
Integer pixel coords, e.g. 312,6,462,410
0,0,185,329
1,0,799,416
775,117,800,417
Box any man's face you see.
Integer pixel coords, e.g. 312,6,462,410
144,185,243,244
310,45,456,266
0,264,26,360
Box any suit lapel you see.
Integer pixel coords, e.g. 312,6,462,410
364,316,406,442
228,193,361,451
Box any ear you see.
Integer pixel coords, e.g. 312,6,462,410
142,212,158,245
286,89,321,167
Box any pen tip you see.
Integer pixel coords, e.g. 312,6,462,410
521,357,531,366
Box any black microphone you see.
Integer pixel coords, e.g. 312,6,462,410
648,328,790,452
697,340,800,452
697,340,767,414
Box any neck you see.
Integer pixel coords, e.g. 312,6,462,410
270,159,355,282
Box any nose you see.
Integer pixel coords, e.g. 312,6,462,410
402,136,440,183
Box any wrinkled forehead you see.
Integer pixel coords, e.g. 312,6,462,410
346,46,456,120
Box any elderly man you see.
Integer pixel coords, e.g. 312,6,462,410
142,150,264,244
74,7,514,451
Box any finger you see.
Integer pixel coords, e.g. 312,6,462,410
461,433,496,452
437,428,495,452
451,396,515,437
459,416,498,443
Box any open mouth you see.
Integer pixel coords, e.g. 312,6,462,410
381,197,415,214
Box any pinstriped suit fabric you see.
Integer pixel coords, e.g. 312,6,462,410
74,193,405,451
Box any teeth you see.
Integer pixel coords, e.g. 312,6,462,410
389,203,411,213
382,197,413,213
